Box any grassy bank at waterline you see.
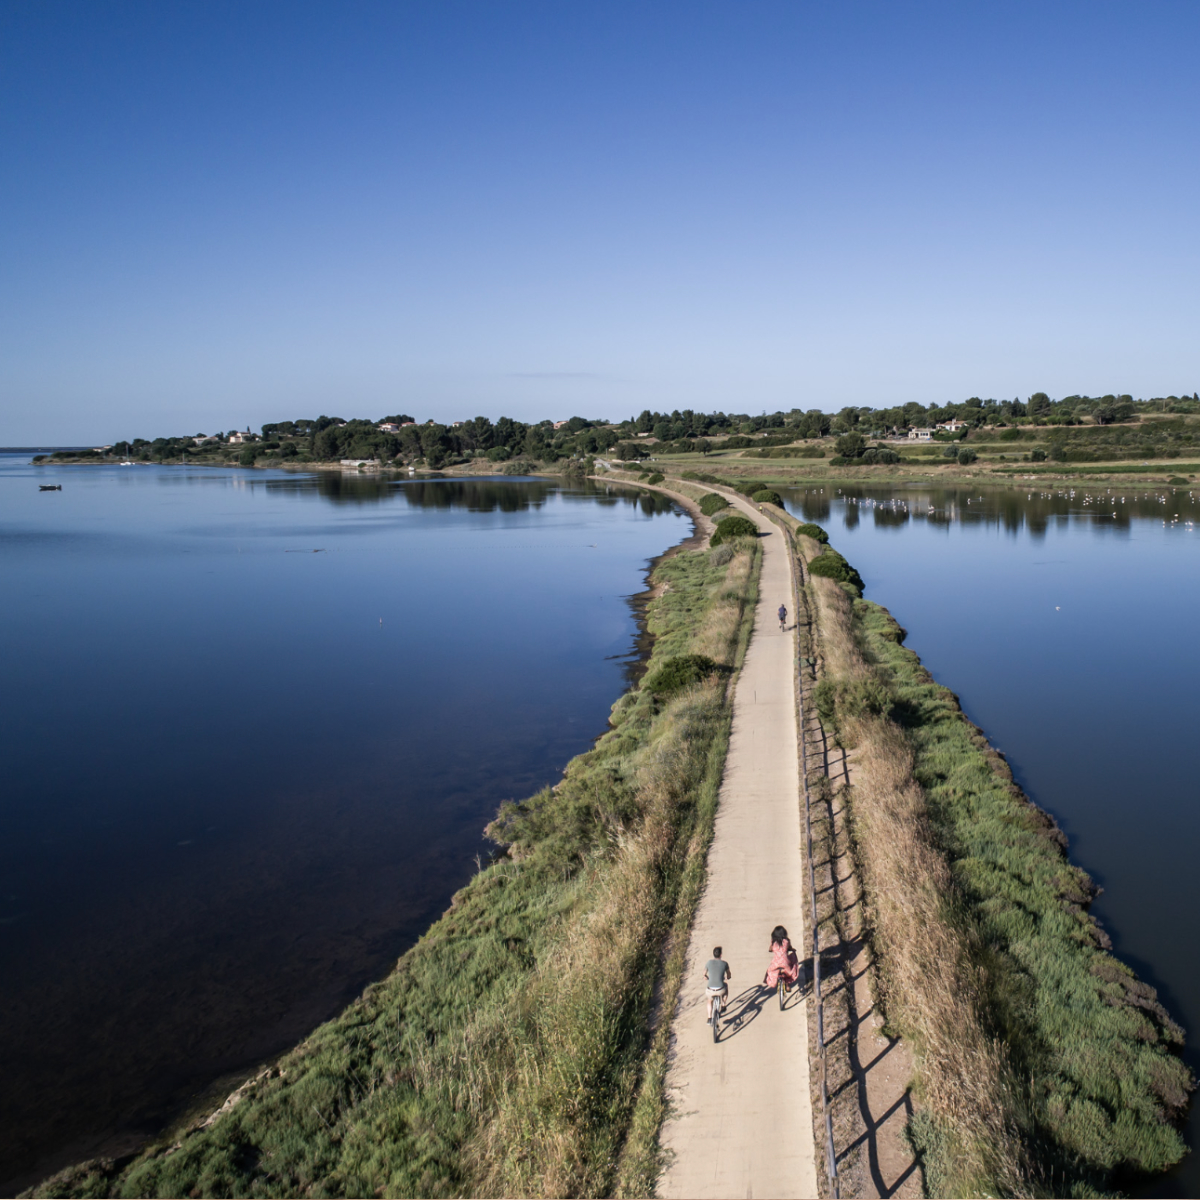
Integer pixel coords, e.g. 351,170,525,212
29,534,760,1199
800,533,1192,1197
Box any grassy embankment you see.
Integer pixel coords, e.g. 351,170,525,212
31,530,761,1200
797,532,1192,1196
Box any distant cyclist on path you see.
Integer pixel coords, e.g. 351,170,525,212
778,603,787,631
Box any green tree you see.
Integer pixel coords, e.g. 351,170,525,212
835,431,866,459
420,423,451,467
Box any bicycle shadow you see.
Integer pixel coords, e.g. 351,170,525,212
716,981,801,1041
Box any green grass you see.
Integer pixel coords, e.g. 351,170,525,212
31,540,762,1200
852,601,1192,1193
996,462,1200,477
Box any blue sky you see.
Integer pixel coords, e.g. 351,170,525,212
2,1,1198,442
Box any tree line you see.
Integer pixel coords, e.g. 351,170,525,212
53,390,1200,468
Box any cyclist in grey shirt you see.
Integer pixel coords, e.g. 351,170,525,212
704,946,731,1023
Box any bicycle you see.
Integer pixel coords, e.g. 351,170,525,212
777,974,790,1010
711,990,723,1041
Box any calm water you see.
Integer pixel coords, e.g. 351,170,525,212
0,456,688,1192
781,482,1200,1195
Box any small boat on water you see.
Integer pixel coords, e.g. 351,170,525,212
39,484,62,491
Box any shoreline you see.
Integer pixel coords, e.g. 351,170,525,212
31,486,760,1198
28,446,1200,489
16,475,708,1198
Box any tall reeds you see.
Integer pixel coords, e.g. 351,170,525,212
810,577,1030,1197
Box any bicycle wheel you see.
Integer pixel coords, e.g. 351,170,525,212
712,994,721,1042
778,977,787,1010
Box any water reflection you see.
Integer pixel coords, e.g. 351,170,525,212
255,472,678,516
781,483,1200,537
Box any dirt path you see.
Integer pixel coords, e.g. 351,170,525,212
658,495,818,1199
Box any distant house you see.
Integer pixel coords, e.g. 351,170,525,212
552,420,569,430
938,420,967,433
908,427,934,441
227,429,254,444
340,458,378,468
377,423,400,433
400,421,416,427
451,421,464,428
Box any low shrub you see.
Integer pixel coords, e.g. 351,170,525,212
957,448,978,465
709,514,758,547
795,522,829,544
646,472,665,485
750,488,783,506
698,492,730,517
812,676,893,744
1030,448,1047,462
501,459,537,475
806,548,864,595
642,653,729,698
733,480,763,497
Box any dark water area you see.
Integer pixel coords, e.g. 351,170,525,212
780,481,1200,1196
0,456,687,1192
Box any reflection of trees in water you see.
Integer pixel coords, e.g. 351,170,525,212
260,473,677,515
780,483,1200,537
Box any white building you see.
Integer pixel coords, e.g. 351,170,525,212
908,427,934,441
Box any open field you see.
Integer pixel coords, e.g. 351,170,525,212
610,449,1200,491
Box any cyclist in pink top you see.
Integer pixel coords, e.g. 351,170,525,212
763,924,802,989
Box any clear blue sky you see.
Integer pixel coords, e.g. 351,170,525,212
2,1,1198,443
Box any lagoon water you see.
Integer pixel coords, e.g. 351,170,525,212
780,482,1200,1196
0,455,687,1192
